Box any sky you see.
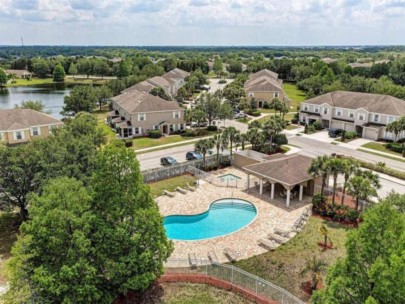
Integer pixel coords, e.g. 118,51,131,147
0,0,405,46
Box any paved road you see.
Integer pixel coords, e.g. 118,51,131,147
288,136,405,172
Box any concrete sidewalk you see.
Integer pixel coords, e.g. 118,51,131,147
134,136,212,153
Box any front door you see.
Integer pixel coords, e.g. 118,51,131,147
162,125,168,134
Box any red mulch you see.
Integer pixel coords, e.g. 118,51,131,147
311,213,359,228
326,192,356,209
301,281,323,295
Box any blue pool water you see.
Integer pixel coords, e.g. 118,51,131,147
218,173,241,182
164,198,257,241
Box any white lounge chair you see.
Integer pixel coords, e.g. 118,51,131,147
176,186,187,194
163,190,176,197
186,182,196,192
208,251,218,263
223,248,237,262
258,238,277,250
268,233,288,244
188,253,197,267
274,228,292,238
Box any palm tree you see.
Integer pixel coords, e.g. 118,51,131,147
195,138,214,170
192,109,207,132
212,133,226,168
300,255,328,292
308,155,330,199
325,158,345,205
222,127,239,157
280,103,289,120
263,117,283,148
318,224,331,248
239,133,249,150
347,176,378,211
356,169,381,189
386,118,405,143
184,108,193,126
340,159,359,205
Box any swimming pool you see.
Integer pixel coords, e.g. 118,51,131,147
218,173,242,182
164,198,257,241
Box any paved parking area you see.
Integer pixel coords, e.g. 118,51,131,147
208,78,234,93
302,130,336,143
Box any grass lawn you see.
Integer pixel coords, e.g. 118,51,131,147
93,111,116,143
148,175,196,197
257,113,296,124
0,212,20,285
280,145,290,153
283,83,306,111
286,124,299,130
235,216,351,302
361,142,403,157
161,283,253,304
133,135,187,150
236,117,252,124
357,149,405,163
6,77,107,87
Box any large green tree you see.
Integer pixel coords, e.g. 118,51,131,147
14,100,48,112
53,63,65,82
197,93,221,127
31,58,50,78
0,67,7,86
312,194,405,304
62,85,99,116
4,142,172,303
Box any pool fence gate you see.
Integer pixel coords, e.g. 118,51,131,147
165,258,305,304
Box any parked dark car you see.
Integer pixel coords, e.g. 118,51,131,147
160,157,178,166
328,128,344,138
186,151,203,160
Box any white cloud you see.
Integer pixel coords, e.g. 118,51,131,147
0,0,404,45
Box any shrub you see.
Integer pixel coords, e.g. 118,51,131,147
312,120,323,130
344,131,357,140
148,130,162,138
245,109,261,117
123,139,133,147
273,134,288,145
207,125,218,131
291,118,299,124
183,129,197,137
312,193,324,208
386,143,404,154
263,101,270,109
218,79,227,84
305,125,316,134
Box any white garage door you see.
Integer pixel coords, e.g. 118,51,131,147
344,123,355,132
364,128,378,140
330,120,344,129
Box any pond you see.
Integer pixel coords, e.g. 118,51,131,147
0,84,73,119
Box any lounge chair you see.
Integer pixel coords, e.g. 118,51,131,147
188,253,197,267
268,233,288,244
279,191,286,198
163,190,176,197
186,182,196,192
176,186,187,194
208,251,218,263
223,248,237,262
258,238,277,250
274,228,291,238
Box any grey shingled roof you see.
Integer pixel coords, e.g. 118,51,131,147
304,91,405,116
112,90,182,114
248,69,279,80
244,154,314,186
123,80,156,93
244,75,283,92
0,109,62,131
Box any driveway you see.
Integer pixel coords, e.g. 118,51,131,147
208,78,234,93
302,130,336,143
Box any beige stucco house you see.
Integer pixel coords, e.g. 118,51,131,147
123,68,189,97
244,69,288,107
109,90,185,138
5,69,33,79
0,109,63,145
299,91,405,141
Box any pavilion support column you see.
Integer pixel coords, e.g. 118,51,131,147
299,185,304,201
286,189,291,207
247,174,250,190
259,178,263,195
270,183,275,200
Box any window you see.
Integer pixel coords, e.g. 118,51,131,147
248,93,254,97
134,127,140,135
31,127,40,136
388,116,396,123
303,104,308,111
358,113,365,121
138,113,146,121
373,114,380,122
49,125,57,134
336,108,343,116
173,111,180,119
154,125,160,130
349,111,354,119
323,107,329,115
14,131,23,140
179,124,184,130
314,106,320,113
170,124,174,132
274,92,279,98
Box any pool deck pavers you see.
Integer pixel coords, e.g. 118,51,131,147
156,167,311,264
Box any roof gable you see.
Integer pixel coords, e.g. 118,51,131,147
0,109,62,131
